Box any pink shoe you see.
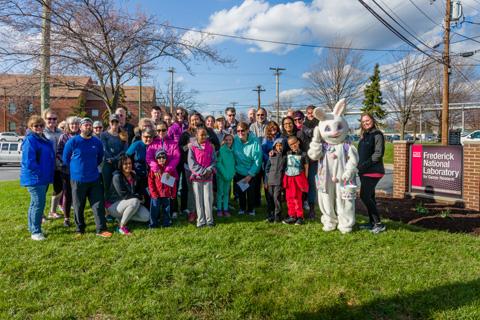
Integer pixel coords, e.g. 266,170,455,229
217,210,223,217
223,210,231,217
118,226,132,236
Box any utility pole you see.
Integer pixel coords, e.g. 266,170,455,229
270,67,285,123
441,0,451,145
252,85,265,110
168,67,175,114
40,0,51,114
138,64,142,119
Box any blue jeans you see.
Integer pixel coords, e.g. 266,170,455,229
150,198,171,228
27,185,48,234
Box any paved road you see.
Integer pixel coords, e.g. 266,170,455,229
376,165,393,195
0,165,20,181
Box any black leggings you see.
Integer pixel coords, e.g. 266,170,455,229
359,175,381,225
234,173,257,212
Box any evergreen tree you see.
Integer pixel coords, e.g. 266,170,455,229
362,63,386,121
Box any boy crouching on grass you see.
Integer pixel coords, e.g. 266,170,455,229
283,136,309,226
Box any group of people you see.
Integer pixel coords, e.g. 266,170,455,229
20,104,386,240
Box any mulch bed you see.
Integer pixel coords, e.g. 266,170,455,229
355,196,480,236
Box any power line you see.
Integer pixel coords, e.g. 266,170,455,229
160,23,413,53
357,0,444,65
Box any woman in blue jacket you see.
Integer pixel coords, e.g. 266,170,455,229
20,115,55,241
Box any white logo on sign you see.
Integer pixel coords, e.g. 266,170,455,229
413,151,421,158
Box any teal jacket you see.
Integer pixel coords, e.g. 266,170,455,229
216,144,235,181
232,133,262,177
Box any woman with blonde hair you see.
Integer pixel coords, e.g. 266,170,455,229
57,116,81,227
20,115,55,240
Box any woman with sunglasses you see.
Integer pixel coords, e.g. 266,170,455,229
42,109,63,220
167,107,188,143
232,122,262,216
20,115,55,240
57,116,81,227
126,127,156,209
146,121,181,216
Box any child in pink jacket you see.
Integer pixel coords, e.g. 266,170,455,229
188,127,217,228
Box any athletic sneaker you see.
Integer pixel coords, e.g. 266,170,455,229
248,210,256,216
188,211,197,223
118,226,132,236
96,231,113,238
238,210,245,215
370,223,386,234
207,223,215,228
171,212,178,219
223,210,231,217
282,217,297,225
295,218,305,225
183,209,191,215
31,233,46,241
48,212,62,219
217,210,223,217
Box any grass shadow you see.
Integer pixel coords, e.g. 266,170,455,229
296,278,480,319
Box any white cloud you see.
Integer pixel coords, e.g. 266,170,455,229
185,0,480,55
280,88,305,100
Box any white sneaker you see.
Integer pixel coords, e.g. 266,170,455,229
238,210,245,215
172,212,178,219
248,210,256,216
182,209,190,215
31,233,46,241
303,201,310,211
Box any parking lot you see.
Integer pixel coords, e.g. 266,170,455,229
0,164,20,181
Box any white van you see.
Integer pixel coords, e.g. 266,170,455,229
0,142,22,165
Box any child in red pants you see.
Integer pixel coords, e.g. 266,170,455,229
283,136,309,225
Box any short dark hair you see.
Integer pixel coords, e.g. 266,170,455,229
225,106,236,114
306,105,315,112
152,106,162,111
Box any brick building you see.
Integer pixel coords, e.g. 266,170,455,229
0,73,156,134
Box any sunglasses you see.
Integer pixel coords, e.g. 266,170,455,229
294,118,303,122
94,126,103,129
176,112,183,115
157,128,167,132
156,156,166,159
47,117,57,121
256,114,265,117
33,124,45,128
227,114,236,117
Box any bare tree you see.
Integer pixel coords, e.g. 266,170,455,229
305,39,364,111
384,54,431,139
0,0,230,114
422,59,478,131
156,81,198,111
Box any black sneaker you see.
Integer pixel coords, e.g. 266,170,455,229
358,223,373,230
282,217,297,225
370,223,386,234
295,218,304,225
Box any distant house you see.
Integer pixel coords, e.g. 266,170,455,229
0,73,156,134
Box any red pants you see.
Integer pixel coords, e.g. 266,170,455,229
283,174,308,218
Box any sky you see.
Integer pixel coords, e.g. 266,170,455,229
126,0,480,116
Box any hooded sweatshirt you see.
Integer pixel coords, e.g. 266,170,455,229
216,144,235,182
232,133,262,177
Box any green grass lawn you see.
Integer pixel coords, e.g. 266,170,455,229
1,180,480,319
352,142,393,164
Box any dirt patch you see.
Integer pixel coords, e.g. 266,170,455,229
355,196,480,236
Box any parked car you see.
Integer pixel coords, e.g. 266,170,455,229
0,132,24,142
461,130,480,145
0,142,22,165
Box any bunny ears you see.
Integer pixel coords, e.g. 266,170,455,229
313,98,347,121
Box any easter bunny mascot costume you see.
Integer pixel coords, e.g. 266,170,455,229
307,99,359,233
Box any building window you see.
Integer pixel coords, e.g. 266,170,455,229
8,121,16,131
27,103,34,113
91,109,99,117
8,102,16,114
